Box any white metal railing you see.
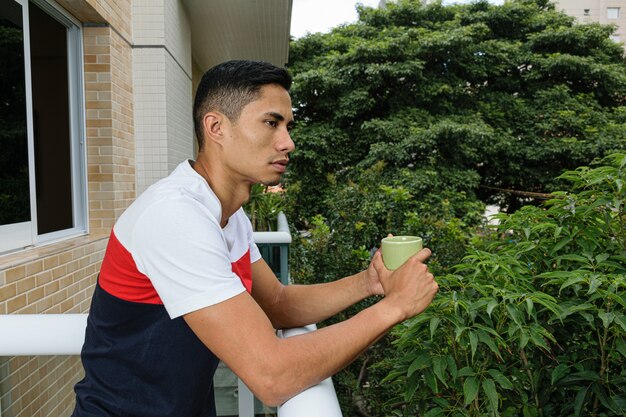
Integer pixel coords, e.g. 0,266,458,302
252,211,292,245
277,325,342,417
0,314,342,417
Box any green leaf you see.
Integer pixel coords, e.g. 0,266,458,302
595,253,610,264
559,276,586,294
423,407,444,417
404,373,420,402
447,355,458,380
477,329,503,359
506,304,523,327
458,366,475,377
463,376,479,405
591,383,618,412
573,386,589,417
598,310,615,328
469,331,478,360
487,368,513,390
482,378,499,414
560,370,600,384
525,298,534,318
407,352,431,377
425,369,439,394
587,275,602,295
432,356,448,387
519,330,530,349
430,316,441,339
486,299,498,317
551,236,571,253
556,254,589,263
560,302,594,319
614,314,626,332
616,338,626,358
551,364,570,385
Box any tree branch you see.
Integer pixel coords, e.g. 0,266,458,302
479,185,558,200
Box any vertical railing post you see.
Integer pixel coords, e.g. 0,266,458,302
237,379,255,417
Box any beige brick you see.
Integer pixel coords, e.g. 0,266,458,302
35,270,53,286
0,283,17,301
27,287,45,303
43,256,59,270
59,251,73,265
7,294,27,312
6,266,26,283
25,261,44,276
17,276,36,293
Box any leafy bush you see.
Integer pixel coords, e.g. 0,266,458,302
244,184,285,231
381,154,626,416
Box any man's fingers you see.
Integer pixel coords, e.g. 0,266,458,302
411,248,432,263
371,250,387,273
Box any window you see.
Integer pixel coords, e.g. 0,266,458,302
607,7,620,19
0,0,86,254
584,9,590,16
610,34,621,43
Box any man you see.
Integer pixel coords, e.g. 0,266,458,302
72,60,438,416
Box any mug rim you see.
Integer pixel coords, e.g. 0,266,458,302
381,235,422,244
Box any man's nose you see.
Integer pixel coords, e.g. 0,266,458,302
278,130,295,153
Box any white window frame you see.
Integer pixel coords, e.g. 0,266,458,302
0,0,88,254
607,7,620,19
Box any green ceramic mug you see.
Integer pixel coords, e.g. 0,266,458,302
381,236,423,270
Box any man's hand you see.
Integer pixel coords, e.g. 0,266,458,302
372,248,438,321
363,249,385,296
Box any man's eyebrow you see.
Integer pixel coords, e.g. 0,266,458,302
265,111,295,126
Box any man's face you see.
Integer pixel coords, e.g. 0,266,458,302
222,84,295,187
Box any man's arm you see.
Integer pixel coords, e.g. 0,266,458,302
184,249,438,406
249,257,382,329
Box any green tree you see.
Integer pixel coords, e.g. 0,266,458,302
285,0,626,222
285,1,626,414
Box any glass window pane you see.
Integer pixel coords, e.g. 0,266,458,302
29,1,73,234
608,7,620,19
0,1,31,227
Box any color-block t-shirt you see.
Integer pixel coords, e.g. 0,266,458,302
72,160,261,417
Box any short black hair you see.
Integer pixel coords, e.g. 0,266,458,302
193,60,292,150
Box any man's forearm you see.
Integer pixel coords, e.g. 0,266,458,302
267,270,372,329
249,297,404,406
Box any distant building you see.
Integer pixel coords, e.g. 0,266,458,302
548,1,625,46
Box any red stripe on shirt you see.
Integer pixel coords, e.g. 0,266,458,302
232,250,253,293
99,230,163,304
100,230,253,303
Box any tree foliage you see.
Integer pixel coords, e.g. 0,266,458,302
285,1,626,414
383,153,626,416
285,0,626,221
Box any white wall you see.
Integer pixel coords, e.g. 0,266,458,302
132,0,194,193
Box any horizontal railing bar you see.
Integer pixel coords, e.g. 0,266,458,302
0,314,87,356
253,212,292,244
277,325,343,417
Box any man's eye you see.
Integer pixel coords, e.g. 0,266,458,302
266,120,277,128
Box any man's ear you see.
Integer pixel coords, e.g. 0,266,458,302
202,111,228,146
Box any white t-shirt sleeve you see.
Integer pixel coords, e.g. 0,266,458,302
130,197,246,318
244,212,262,264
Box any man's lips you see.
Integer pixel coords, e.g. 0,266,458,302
271,159,289,172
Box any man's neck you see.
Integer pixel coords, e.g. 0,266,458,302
191,157,250,228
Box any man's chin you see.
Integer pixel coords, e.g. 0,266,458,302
261,179,280,187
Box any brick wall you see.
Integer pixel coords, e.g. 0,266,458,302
85,25,135,236
0,237,107,417
0,1,134,416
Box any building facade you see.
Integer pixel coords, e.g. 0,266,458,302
0,0,291,415
554,0,626,45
